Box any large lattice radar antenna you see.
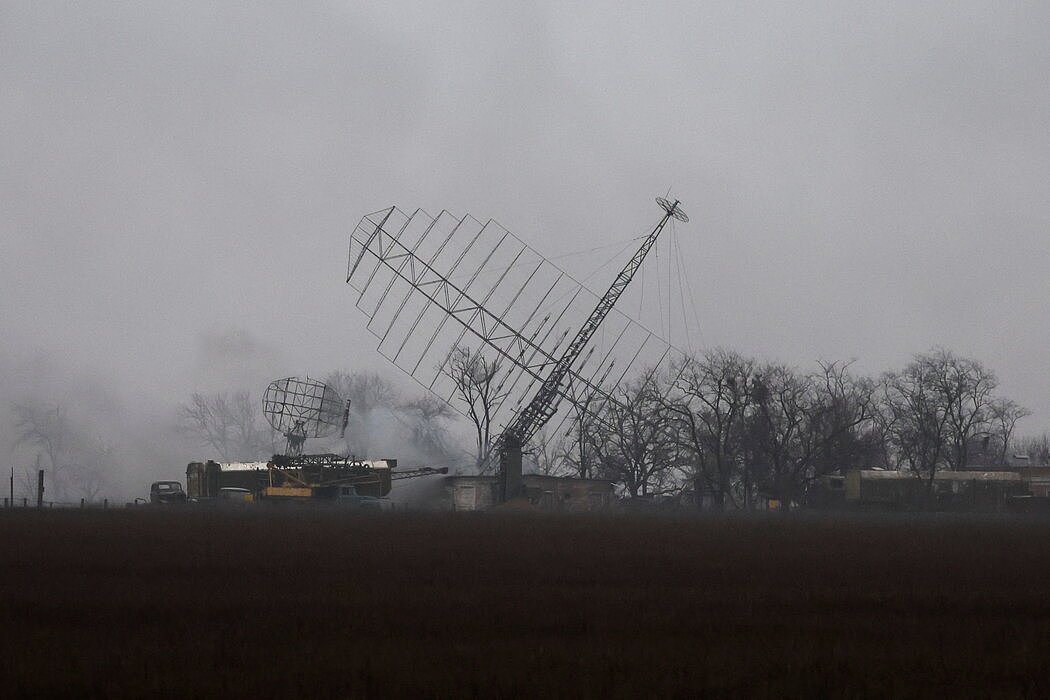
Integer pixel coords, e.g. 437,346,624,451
344,194,692,473
656,197,688,222
263,377,346,456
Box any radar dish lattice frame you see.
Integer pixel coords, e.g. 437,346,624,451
344,197,692,472
263,377,345,457
656,197,689,222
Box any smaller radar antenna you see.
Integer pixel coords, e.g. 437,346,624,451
656,197,689,222
263,377,346,456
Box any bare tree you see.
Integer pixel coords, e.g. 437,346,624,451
746,364,811,508
179,393,232,459
11,401,114,501
324,370,400,456
746,361,878,510
442,347,507,470
529,428,572,476
559,392,603,478
793,361,881,490
69,436,112,501
399,393,455,460
230,391,268,457
587,373,679,498
926,349,998,470
879,349,998,498
880,371,948,495
1014,433,1050,465
325,370,400,415
12,401,73,498
663,349,756,510
178,391,268,461
12,402,69,473
987,398,1031,466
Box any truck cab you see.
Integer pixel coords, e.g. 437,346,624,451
336,485,385,510
150,481,188,505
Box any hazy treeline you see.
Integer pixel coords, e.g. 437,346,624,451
1,353,189,503
530,347,1035,508
9,402,113,502
4,368,467,503
3,345,1043,507
175,370,464,468
0,336,470,501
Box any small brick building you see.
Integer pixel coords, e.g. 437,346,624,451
443,474,614,512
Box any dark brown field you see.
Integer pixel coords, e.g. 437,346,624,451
2,510,1050,698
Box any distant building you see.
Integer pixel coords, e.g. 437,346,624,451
442,474,614,512
943,446,1050,501
1012,466,1050,498
805,469,1027,511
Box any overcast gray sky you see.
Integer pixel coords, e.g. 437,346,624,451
2,1,1049,430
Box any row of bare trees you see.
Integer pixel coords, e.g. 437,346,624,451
178,391,270,461
10,402,112,501
166,346,1041,508
1014,433,1050,465
520,347,1031,509
12,347,1032,503
324,369,458,461
880,352,1028,496
6,369,460,502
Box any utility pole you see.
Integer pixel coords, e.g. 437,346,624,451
36,454,44,509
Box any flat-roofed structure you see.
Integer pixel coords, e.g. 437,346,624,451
443,474,614,512
840,469,1027,511
1012,466,1050,498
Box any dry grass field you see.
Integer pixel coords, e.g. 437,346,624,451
2,509,1050,698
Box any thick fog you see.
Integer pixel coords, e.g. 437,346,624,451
2,2,1048,499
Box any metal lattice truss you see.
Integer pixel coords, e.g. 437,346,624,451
263,377,345,439
346,206,684,448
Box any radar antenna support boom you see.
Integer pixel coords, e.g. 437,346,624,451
344,196,689,490
500,198,688,449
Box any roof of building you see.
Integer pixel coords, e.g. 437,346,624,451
851,470,913,480
215,461,270,472
522,473,614,486
850,469,1023,482
444,474,613,487
936,471,1023,482
1015,466,1050,477
211,459,395,472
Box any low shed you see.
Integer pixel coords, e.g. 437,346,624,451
1015,467,1050,498
443,474,614,512
843,469,1026,511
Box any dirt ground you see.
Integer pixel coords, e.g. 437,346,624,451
2,509,1049,698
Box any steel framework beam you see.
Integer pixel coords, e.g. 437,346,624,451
501,198,687,447
347,209,623,416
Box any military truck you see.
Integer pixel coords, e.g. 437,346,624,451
149,481,188,505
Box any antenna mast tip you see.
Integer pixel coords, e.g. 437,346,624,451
656,196,689,223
